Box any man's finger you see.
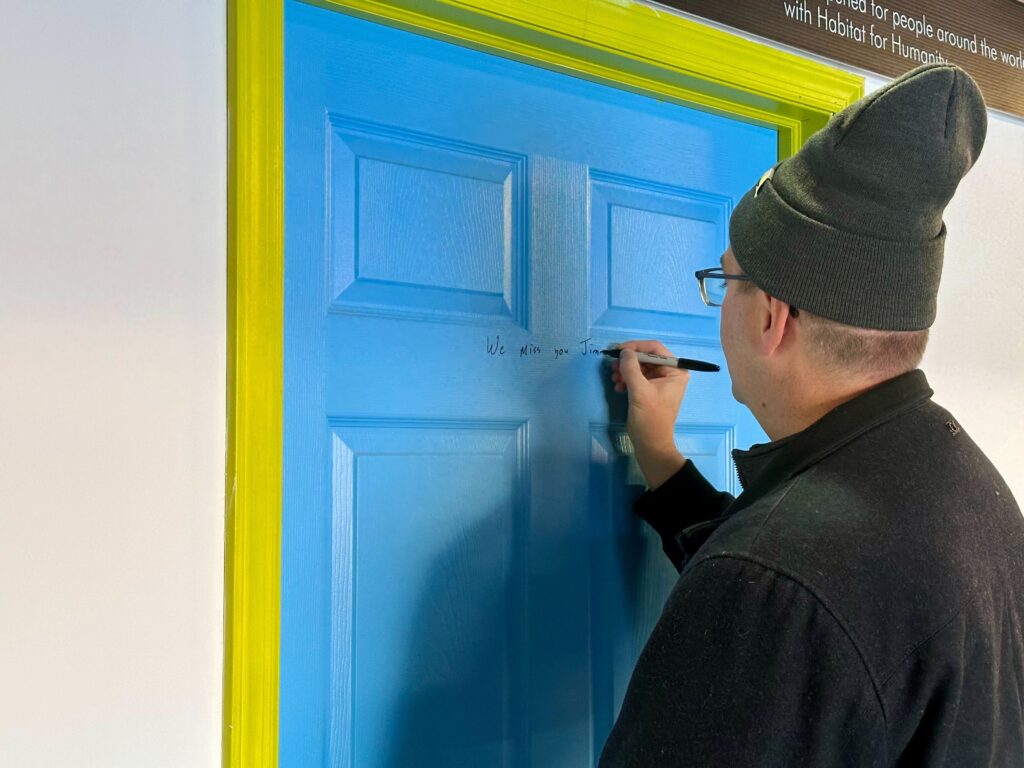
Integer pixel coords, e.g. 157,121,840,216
618,348,646,390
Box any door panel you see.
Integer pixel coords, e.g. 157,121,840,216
282,3,774,766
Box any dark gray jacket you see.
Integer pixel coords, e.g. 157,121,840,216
599,369,1024,767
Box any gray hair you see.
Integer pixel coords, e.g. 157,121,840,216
800,310,929,378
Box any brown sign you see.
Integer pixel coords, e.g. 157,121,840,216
659,0,1024,118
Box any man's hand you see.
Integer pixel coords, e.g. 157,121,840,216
610,340,689,490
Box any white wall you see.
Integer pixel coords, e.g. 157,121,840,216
0,2,225,766
0,2,1019,767
654,2,1024,503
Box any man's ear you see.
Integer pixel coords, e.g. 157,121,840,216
758,293,794,357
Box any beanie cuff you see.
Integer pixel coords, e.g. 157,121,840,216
729,179,944,331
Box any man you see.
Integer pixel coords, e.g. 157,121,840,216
599,62,1024,766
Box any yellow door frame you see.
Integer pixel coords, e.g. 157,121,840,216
224,1,863,765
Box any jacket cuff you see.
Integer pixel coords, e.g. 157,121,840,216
633,459,733,537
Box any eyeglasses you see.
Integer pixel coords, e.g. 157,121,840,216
694,267,753,307
694,266,801,317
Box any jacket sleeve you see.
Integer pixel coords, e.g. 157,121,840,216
598,555,886,768
632,459,735,571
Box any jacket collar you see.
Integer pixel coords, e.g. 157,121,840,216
674,369,933,564
731,368,934,511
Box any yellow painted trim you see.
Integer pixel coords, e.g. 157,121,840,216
225,0,282,767
227,0,862,764
304,0,863,158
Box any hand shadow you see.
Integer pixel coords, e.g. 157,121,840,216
589,359,681,750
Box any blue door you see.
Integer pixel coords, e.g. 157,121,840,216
282,3,774,765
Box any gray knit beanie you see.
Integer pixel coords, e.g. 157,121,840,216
728,63,987,331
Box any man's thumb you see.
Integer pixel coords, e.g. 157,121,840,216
619,348,645,390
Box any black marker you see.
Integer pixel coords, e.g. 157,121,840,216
600,347,720,372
